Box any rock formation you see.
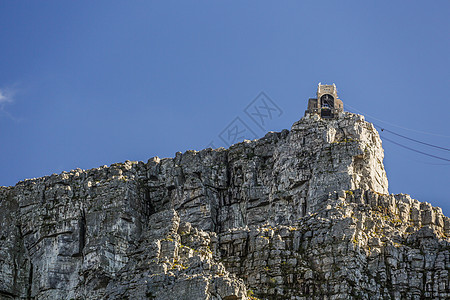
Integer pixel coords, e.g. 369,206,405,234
0,112,448,299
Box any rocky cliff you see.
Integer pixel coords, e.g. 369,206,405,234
0,112,448,299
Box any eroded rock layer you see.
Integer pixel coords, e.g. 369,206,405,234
0,112,448,299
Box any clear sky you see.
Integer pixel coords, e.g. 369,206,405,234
1,1,449,214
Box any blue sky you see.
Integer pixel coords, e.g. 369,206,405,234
1,1,449,214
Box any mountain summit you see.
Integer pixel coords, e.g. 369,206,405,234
0,109,449,299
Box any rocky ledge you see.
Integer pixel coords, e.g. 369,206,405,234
0,112,448,299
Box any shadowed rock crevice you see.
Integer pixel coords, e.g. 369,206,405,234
27,262,32,299
0,112,448,299
73,210,86,258
0,290,16,299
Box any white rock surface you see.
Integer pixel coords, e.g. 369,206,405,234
0,112,448,299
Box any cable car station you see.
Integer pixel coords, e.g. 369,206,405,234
305,83,344,119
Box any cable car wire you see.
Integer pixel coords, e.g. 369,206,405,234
336,104,450,163
380,135,450,162
345,103,450,138
373,124,450,152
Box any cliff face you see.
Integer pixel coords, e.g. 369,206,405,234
0,112,448,300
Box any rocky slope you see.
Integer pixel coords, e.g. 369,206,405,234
0,112,448,299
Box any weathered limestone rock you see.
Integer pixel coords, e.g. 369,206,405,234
0,112,448,299
104,209,247,300
218,190,449,299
